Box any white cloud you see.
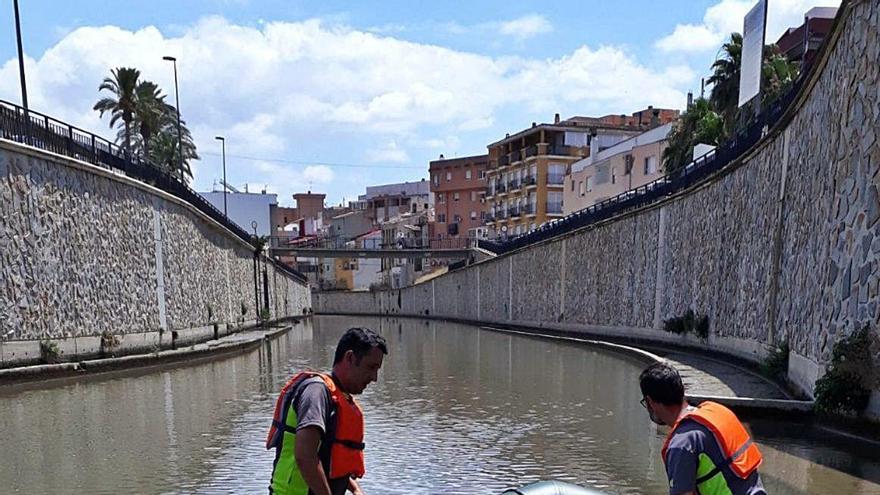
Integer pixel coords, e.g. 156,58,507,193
0,16,693,201
367,140,410,163
655,0,841,53
303,165,334,184
498,14,553,41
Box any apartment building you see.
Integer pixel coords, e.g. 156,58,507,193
485,107,677,236
428,154,488,240
564,122,673,214
360,180,432,223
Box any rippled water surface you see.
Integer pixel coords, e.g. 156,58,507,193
1,315,879,494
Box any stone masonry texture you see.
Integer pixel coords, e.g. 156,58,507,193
314,0,880,400
0,145,310,341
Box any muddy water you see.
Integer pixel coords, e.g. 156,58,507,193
0,315,877,494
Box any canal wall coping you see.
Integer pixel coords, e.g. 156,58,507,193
314,0,880,420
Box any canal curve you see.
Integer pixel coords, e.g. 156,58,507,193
0,316,877,494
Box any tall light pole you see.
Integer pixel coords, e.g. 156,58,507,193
162,56,184,182
215,136,227,217
13,0,28,110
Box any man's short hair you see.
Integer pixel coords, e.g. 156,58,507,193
334,327,388,364
639,362,685,405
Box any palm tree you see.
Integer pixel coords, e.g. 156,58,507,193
662,98,723,175
149,115,198,182
133,81,173,159
707,33,742,136
93,67,141,153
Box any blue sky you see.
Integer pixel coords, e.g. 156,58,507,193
0,0,835,205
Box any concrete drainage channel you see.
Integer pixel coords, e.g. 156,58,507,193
0,318,308,388
478,324,814,416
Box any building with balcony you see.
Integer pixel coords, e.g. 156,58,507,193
564,122,673,214
428,154,488,240
485,107,678,236
360,180,432,223
776,7,837,70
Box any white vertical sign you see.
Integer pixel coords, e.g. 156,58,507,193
738,0,768,108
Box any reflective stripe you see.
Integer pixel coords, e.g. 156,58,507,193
695,439,754,485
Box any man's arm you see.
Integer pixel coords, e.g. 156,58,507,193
348,477,365,495
294,426,333,495
665,446,697,495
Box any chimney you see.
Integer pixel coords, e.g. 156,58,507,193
531,122,537,128
554,113,560,124
590,129,599,157
687,91,694,109
651,109,660,127
439,153,445,159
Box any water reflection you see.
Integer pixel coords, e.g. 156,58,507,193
0,316,876,494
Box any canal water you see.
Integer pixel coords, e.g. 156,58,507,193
0,315,878,494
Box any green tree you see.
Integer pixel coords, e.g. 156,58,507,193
662,98,723,175
149,118,198,181
707,34,800,136
93,67,141,153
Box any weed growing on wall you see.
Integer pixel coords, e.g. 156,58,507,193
663,309,710,340
761,342,790,381
815,325,879,415
39,339,60,364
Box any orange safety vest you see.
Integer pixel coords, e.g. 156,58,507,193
661,401,763,479
267,371,366,480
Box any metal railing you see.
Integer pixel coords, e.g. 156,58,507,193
510,150,521,162
508,179,521,190
522,203,535,215
499,155,510,167
524,145,538,158
0,99,309,283
523,175,537,186
479,73,809,256
272,234,471,251
546,203,563,214
508,206,521,217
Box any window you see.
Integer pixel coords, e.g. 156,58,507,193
548,163,566,184
438,193,445,203
611,167,617,184
547,191,563,214
470,191,477,202
479,170,487,180
438,213,446,223
586,176,593,193
453,214,462,223
571,179,575,192
453,192,460,201
465,169,472,180
446,171,452,181
578,181,585,196
481,211,486,220
470,211,477,220
432,174,439,186
644,155,658,175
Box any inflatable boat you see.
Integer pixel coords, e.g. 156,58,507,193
502,480,607,494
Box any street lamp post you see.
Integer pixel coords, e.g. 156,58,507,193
162,56,184,182
13,0,28,110
215,136,227,217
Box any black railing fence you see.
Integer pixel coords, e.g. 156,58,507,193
0,99,309,284
270,234,472,251
479,75,807,256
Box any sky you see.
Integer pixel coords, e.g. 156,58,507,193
0,0,839,206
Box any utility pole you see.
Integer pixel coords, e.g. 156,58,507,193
163,56,184,181
13,0,28,110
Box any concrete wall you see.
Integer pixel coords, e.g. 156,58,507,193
314,0,880,412
0,140,310,366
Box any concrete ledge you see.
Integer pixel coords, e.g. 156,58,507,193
320,311,814,416
789,351,822,399
0,318,306,386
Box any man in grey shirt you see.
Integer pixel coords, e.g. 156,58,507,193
639,363,767,495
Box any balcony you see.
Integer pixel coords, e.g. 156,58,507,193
524,145,538,158
523,175,537,187
499,155,510,167
547,144,573,156
496,182,507,195
497,209,508,219
510,150,521,163
546,202,563,215
484,215,496,223
508,179,521,191
509,206,521,218
547,174,565,185
522,203,535,216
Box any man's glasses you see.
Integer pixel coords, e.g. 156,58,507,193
640,397,647,409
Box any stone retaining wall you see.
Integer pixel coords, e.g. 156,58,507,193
0,141,310,365
314,0,880,414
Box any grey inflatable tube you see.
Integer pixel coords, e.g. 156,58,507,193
502,480,608,495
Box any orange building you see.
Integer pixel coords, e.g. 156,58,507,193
429,154,488,240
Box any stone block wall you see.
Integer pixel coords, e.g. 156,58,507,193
314,0,880,406
0,142,310,350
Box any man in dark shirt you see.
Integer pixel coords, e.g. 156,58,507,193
639,362,766,495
